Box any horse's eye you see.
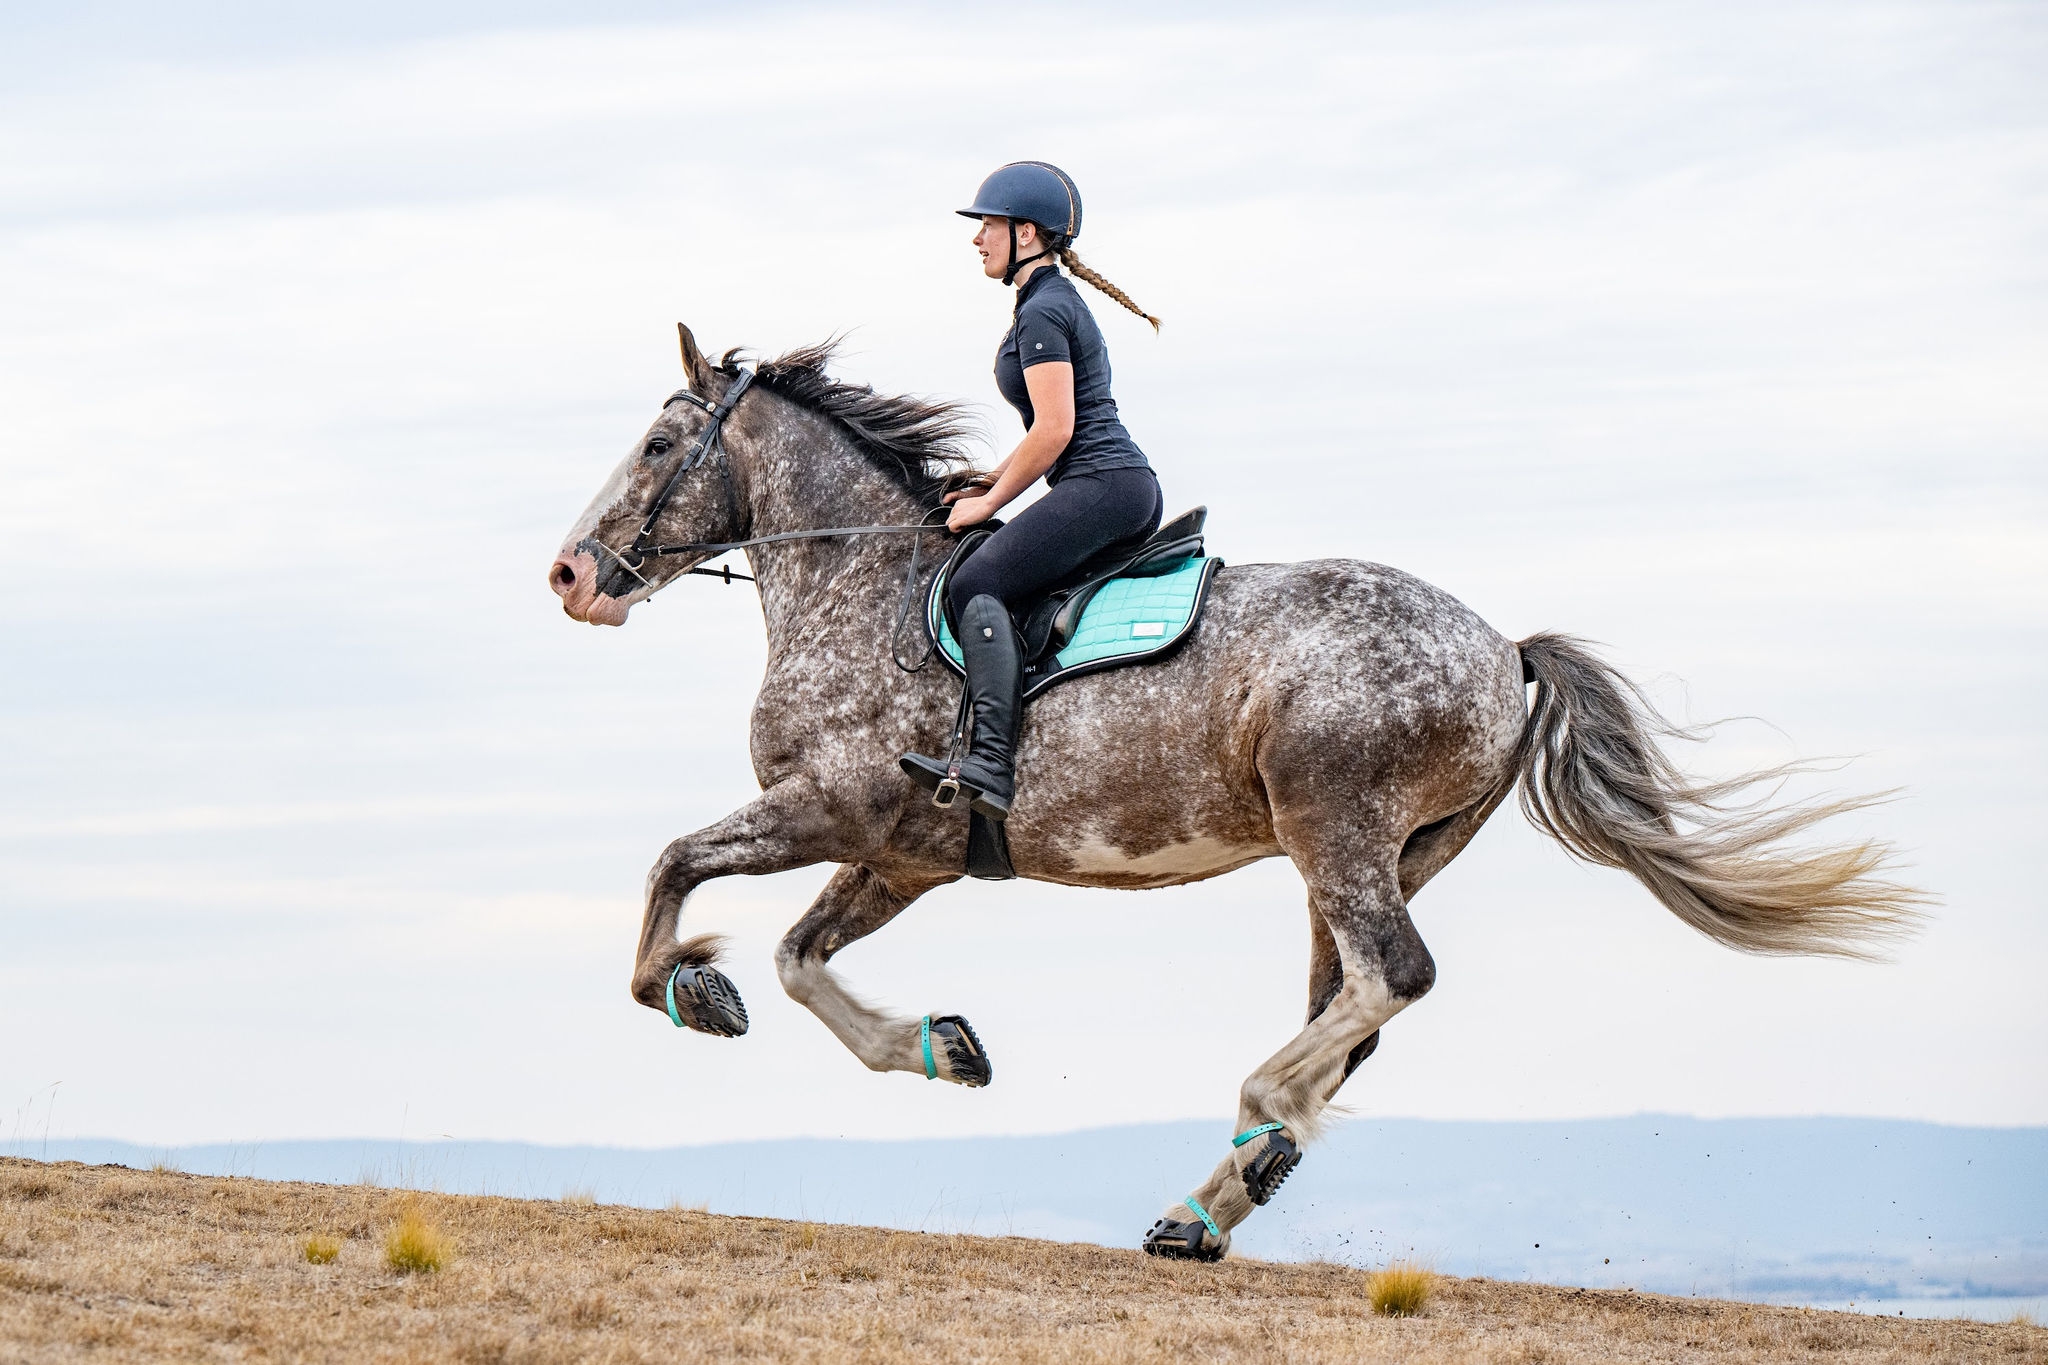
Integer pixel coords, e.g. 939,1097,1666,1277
644,437,672,460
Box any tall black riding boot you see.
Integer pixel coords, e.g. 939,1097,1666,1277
899,593,1023,821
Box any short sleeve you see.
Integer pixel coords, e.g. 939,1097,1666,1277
1015,298,1074,368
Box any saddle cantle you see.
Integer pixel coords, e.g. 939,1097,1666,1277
925,507,1222,701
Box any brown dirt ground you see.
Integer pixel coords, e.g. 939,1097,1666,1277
3,1157,2042,1364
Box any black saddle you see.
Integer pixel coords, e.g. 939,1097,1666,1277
939,506,1208,667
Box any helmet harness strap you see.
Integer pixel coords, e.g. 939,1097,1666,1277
1000,218,1054,287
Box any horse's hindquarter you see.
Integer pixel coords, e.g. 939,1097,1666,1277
1007,559,1527,889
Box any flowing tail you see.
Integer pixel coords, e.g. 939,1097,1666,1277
1515,632,1931,958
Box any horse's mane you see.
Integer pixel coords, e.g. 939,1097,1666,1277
719,341,979,506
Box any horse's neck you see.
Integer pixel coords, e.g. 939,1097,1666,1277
743,428,930,658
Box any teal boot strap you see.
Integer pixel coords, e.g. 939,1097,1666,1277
1233,1122,1286,1148
921,1015,936,1080
1183,1194,1222,1240
665,964,687,1029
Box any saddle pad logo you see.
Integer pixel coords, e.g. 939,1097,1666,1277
1130,622,1167,637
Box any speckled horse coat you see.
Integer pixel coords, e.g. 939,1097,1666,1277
548,332,1922,1259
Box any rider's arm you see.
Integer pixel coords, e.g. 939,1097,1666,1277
948,362,1074,526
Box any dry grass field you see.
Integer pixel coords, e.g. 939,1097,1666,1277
3,1156,2041,1364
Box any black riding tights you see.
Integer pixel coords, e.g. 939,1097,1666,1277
948,467,1163,619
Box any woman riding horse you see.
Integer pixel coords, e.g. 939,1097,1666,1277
897,162,1164,821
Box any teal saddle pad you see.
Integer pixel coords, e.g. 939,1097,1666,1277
928,554,1223,701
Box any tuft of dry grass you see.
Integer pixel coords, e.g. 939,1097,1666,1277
1366,1259,1437,1317
382,1199,451,1274
1,1157,2041,1364
301,1234,341,1265
560,1186,597,1206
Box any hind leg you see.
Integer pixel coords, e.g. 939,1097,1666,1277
775,865,990,1085
1145,834,1429,1261
1307,913,1382,1082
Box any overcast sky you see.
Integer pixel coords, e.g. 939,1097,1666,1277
2,0,2043,1149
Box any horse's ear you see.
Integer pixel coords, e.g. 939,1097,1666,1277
676,322,717,392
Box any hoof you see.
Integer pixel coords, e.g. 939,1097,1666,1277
1241,1130,1301,1206
665,963,748,1037
927,1015,991,1086
1143,1215,1225,1263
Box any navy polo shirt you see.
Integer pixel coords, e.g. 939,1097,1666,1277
994,266,1152,485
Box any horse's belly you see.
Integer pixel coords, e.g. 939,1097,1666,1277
1035,832,1279,889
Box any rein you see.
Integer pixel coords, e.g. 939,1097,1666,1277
592,365,959,671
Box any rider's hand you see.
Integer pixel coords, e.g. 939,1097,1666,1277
947,495,997,533
943,474,997,506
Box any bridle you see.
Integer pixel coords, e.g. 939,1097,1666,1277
608,365,759,578
587,366,958,671
593,365,949,581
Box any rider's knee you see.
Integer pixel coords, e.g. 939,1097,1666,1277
947,564,1002,622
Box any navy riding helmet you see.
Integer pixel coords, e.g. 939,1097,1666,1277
958,162,1083,285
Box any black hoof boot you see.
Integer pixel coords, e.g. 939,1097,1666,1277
1143,1216,1225,1263
927,1014,992,1086
665,963,749,1037
1241,1131,1302,1206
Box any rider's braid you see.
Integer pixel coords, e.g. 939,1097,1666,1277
1056,246,1160,333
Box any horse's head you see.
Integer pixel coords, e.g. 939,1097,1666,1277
549,324,748,626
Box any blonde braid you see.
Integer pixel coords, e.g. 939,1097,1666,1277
1056,247,1160,332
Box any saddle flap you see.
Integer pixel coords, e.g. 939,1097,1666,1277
1031,506,1209,608
928,507,1213,670
1043,522,1207,655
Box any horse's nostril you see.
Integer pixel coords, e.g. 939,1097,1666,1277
551,562,577,592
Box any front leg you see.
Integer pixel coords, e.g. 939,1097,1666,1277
628,778,839,1030
775,865,989,1084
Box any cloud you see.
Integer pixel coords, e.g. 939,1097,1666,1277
1,1,2043,1145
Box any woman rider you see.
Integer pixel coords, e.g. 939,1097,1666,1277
899,161,1164,821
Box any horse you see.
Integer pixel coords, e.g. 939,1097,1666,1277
547,326,1925,1260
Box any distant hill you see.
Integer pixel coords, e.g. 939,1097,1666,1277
18,1116,2045,1313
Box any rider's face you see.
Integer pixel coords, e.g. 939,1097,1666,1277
974,216,1038,280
